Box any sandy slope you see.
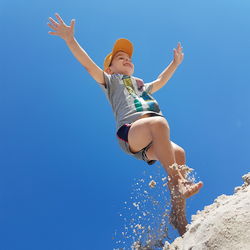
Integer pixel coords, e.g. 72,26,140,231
164,173,250,250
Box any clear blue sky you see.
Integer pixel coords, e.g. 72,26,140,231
1,0,250,249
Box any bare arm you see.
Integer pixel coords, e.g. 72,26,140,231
65,37,104,84
148,42,184,94
47,13,104,84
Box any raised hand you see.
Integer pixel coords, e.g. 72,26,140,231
173,42,184,66
47,13,75,42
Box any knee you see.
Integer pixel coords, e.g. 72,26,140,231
150,117,170,132
174,146,186,164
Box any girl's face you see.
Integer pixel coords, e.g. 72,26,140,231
107,51,134,76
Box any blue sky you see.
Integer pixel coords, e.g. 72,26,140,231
1,0,250,249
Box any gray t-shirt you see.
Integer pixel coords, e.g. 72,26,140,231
99,72,163,131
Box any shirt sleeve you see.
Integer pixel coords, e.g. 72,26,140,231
98,71,112,97
144,82,154,94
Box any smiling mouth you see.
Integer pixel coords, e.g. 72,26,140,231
124,63,132,67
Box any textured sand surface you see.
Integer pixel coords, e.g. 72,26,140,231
164,173,250,250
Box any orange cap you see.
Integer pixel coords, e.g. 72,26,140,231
103,38,133,71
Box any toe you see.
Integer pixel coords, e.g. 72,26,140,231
184,181,203,198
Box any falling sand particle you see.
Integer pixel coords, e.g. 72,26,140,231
113,165,172,249
149,180,156,188
113,164,200,249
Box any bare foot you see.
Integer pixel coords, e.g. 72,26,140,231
178,179,203,199
166,164,203,235
167,172,203,235
168,164,203,199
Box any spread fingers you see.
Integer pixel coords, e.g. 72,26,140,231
48,17,59,27
47,22,57,31
55,13,65,25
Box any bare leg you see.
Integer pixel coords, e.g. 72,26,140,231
167,179,187,236
128,117,176,175
167,142,188,236
127,116,203,235
147,131,202,235
148,140,189,235
128,116,202,197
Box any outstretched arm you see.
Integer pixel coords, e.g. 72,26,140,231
47,13,104,84
148,42,184,94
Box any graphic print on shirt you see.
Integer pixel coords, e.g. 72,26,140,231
122,76,160,113
122,76,143,111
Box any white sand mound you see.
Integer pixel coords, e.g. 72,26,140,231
164,173,250,250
